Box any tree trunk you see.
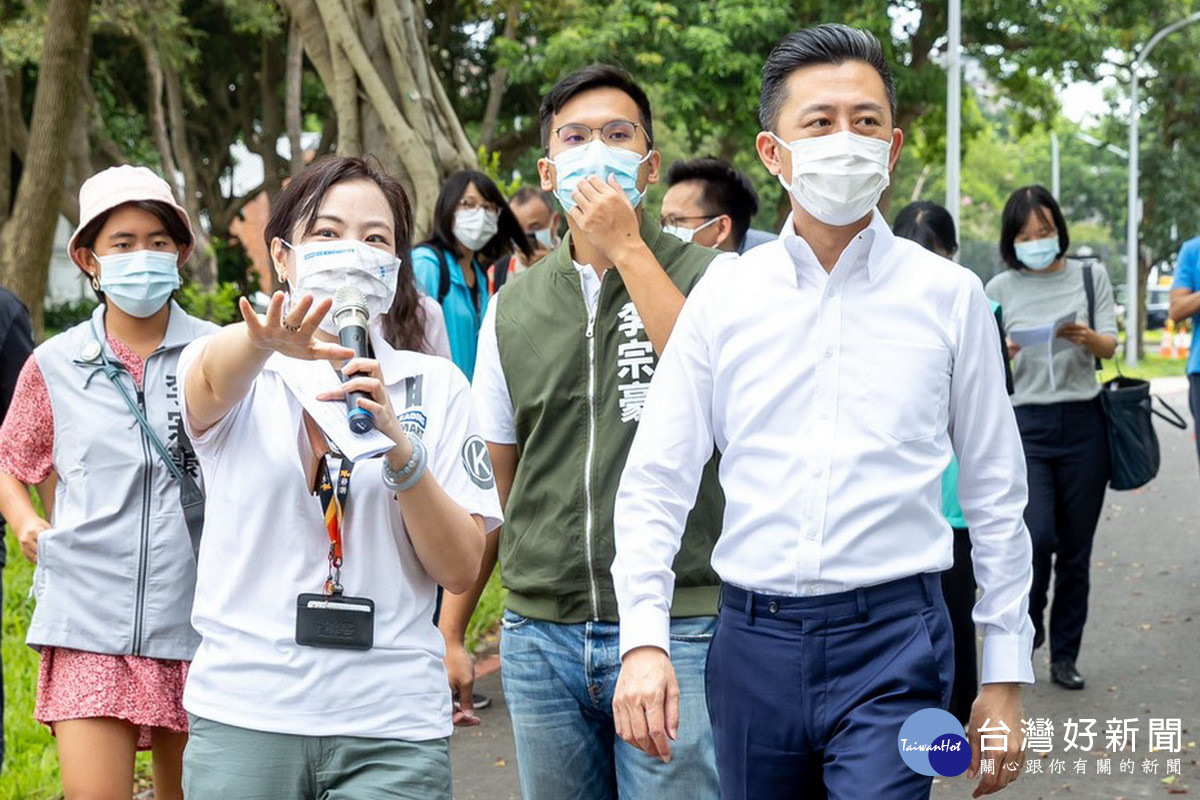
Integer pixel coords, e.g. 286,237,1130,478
279,0,477,237
0,43,12,224
286,19,306,175
165,65,217,289
0,0,94,335
479,1,520,151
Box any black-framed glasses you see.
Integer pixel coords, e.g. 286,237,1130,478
457,198,500,214
553,120,647,148
661,214,717,228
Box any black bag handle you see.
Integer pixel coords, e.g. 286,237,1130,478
1083,265,1103,372
1152,395,1188,429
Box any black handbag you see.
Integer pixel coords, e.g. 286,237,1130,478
1084,267,1187,491
1100,376,1186,490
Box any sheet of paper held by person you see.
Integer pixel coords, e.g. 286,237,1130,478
273,356,395,461
1009,311,1078,392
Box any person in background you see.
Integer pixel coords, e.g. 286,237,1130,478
0,165,217,800
611,26,1032,800
1168,233,1200,472
660,157,758,253
0,284,34,771
178,155,501,799
985,185,1118,692
490,187,560,292
439,64,730,800
412,171,531,379
893,199,1014,726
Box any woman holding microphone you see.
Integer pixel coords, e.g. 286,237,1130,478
178,156,501,798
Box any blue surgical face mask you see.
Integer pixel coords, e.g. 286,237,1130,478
1014,236,1060,271
549,140,651,213
95,250,181,317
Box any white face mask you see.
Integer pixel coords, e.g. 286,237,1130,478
453,207,500,252
772,131,893,226
532,227,556,250
285,239,400,335
663,216,719,245
1013,237,1060,271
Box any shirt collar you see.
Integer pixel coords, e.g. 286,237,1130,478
91,299,194,355
778,209,894,286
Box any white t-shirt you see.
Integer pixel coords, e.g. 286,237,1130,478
419,293,452,359
177,328,502,740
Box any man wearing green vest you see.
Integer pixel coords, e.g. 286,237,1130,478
438,65,728,799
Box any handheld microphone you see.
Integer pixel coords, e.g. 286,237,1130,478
332,285,375,434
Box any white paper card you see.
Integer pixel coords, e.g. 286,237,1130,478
1008,312,1077,392
273,356,395,461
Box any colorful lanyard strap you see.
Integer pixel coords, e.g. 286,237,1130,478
313,455,355,596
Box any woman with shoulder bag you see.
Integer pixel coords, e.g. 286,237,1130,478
178,156,502,799
0,165,217,800
984,185,1118,692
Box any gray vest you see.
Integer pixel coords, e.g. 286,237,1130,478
29,302,217,659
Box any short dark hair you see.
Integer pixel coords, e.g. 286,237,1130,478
999,185,1069,271
894,201,958,257
759,24,897,130
539,65,653,150
424,170,532,263
665,158,759,250
510,186,555,215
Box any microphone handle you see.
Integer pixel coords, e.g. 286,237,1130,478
338,321,376,433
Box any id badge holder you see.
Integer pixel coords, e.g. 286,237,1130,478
295,593,375,650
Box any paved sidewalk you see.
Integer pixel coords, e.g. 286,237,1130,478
450,381,1200,799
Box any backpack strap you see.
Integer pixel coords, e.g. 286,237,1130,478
414,245,453,305
1082,265,1102,371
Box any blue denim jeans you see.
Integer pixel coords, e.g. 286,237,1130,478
499,612,719,800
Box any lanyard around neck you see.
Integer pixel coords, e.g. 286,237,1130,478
313,455,355,595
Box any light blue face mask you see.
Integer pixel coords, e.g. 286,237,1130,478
550,140,651,213
96,250,181,317
1014,236,1060,271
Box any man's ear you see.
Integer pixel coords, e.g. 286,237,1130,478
538,158,556,193
645,150,662,186
756,131,786,178
887,127,904,172
714,215,735,250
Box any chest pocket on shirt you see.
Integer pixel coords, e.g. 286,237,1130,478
861,342,950,443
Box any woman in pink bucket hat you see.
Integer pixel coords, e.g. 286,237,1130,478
0,164,218,800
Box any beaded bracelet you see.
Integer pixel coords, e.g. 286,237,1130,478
382,436,428,493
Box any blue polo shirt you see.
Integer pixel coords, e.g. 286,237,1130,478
1171,236,1200,375
412,244,489,380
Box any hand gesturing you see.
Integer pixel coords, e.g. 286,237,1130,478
239,291,354,362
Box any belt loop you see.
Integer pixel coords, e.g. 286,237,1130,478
854,587,868,618
744,589,756,626
920,573,934,605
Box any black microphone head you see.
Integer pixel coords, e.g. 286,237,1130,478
332,285,370,330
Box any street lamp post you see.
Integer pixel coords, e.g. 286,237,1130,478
1126,11,1200,366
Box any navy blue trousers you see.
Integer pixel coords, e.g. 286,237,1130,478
706,574,954,800
1015,397,1109,664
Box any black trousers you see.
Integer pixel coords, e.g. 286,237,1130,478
1188,374,1200,470
941,530,977,725
1014,397,1110,665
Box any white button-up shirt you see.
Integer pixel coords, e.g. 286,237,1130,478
612,211,1035,684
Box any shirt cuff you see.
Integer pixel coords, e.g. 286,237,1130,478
618,600,671,660
980,630,1035,684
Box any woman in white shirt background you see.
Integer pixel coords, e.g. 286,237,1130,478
177,155,502,799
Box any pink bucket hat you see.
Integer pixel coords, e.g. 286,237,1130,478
68,165,195,269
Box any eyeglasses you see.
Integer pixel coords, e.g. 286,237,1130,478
553,120,647,148
660,214,717,228
458,198,499,213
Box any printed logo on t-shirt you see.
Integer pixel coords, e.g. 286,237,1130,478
461,435,495,490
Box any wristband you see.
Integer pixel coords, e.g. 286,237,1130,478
382,436,427,492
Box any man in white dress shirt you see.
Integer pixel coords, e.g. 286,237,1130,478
610,24,1033,800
